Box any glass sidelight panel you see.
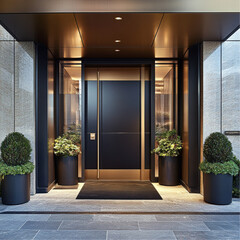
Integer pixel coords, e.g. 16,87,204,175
155,62,177,177
59,61,82,177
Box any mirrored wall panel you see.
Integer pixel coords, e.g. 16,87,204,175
59,61,82,177
154,62,177,177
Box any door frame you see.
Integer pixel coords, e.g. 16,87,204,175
81,59,156,181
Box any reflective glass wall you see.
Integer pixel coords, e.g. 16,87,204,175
59,61,82,177
154,61,177,177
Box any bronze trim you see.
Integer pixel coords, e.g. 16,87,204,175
85,169,150,180
140,66,145,180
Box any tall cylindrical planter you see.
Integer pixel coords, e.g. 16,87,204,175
203,173,233,205
159,156,180,186
57,156,78,185
1,174,30,205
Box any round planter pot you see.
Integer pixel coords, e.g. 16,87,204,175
1,174,30,205
203,173,233,205
159,156,180,186
57,156,78,186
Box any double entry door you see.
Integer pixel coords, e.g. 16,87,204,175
84,65,151,180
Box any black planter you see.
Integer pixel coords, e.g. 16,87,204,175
57,156,78,185
159,156,180,186
1,174,30,205
203,173,233,205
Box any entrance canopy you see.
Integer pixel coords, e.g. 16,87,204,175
0,0,239,13
0,13,239,58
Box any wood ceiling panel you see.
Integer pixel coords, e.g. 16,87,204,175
75,13,163,48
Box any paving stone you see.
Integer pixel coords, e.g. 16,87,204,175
139,221,210,231
204,221,240,231
0,230,38,240
59,220,139,230
34,230,106,240
93,214,157,222
48,214,93,221
107,230,177,240
0,214,51,221
174,230,240,240
0,220,26,230
21,221,61,230
155,215,191,221
189,215,240,222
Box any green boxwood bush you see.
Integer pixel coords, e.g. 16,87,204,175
153,129,182,157
200,132,238,177
203,132,232,163
199,160,239,176
54,136,80,157
1,132,32,166
0,161,34,177
232,155,240,198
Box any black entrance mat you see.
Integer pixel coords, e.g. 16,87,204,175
76,181,162,200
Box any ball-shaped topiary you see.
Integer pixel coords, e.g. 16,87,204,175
1,132,32,166
203,132,232,163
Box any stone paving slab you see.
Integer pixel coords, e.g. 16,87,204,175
173,230,240,240
139,221,210,231
0,220,26,230
34,230,107,240
204,221,240,231
0,213,238,239
59,220,139,230
0,230,38,240
21,221,61,230
107,230,177,240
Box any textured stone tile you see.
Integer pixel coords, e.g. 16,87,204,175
108,230,176,240
204,221,240,231
189,215,240,222
0,214,50,221
34,230,106,240
21,221,61,230
155,215,191,221
0,220,26,230
0,230,37,240
93,214,157,222
174,230,240,240
139,221,209,231
48,214,93,221
59,220,139,230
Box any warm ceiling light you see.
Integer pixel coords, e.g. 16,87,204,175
115,17,122,20
115,39,121,43
115,49,120,52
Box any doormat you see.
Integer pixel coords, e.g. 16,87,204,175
76,181,162,200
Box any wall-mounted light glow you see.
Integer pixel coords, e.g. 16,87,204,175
115,49,120,52
115,39,121,43
115,17,122,21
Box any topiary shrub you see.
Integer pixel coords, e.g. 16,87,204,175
203,132,232,163
0,132,32,166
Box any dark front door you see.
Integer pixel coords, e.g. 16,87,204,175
85,65,150,180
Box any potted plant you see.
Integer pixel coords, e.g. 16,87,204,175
199,132,239,205
232,155,240,198
54,135,80,186
0,132,34,205
153,129,182,186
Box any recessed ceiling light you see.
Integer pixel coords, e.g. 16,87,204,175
115,39,121,43
115,49,120,52
115,17,122,21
